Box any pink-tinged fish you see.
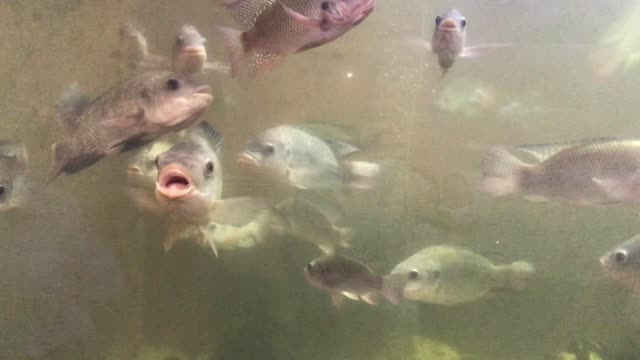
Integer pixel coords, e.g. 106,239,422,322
218,0,376,77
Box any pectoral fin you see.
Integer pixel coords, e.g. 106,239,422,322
196,225,219,258
209,197,268,226
163,223,184,253
341,291,359,301
54,82,92,133
460,43,512,58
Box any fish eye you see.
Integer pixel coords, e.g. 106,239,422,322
263,144,276,156
408,269,419,280
435,16,442,25
0,185,6,197
166,78,181,91
460,19,467,27
206,161,214,175
321,1,329,10
615,250,628,263
306,263,314,272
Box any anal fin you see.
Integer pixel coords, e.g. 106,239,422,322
249,51,283,76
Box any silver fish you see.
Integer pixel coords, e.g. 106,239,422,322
429,9,510,76
382,245,534,305
482,138,640,205
218,0,375,76
271,191,352,253
127,136,180,192
305,253,383,305
601,233,640,292
237,123,380,190
173,24,230,75
49,71,213,180
0,141,28,211
153,122,267,254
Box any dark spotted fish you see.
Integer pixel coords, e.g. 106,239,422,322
49,71,213,180
305,253,383,305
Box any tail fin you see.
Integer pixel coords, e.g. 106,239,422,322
217,26,247,78
381,274,405,305
343,161,381,190
335,226,353,248
499,261,534,290
481,147,525,196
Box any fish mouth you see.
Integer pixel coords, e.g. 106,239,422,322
180,46,207,57
438,18,459,31
155,164,195,200
194,85,213,97
237,152,259,167
190,85,214,105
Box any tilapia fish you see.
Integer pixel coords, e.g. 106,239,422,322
382,245,534,305
49,71,213,180
271,191,352,253
116,23,229,75
482,138,640,205
305,253,383,305
151,122,268,255
0,141,28,211
426,9,510,76
218,0,376,76
238,123,380,191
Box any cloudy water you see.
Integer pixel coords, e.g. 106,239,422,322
3,0,640,359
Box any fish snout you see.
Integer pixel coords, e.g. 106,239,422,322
438,18,459,31
155,164,195,200
237,152,259,167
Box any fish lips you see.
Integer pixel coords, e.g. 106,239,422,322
438,18,460,31
155,164,195,200
236,152,260,167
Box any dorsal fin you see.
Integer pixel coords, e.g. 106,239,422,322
292,121,361,158
223,0,279,28
198,122,224,154
54,82,92,133
516,137,621,162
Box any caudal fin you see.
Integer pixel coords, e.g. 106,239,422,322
503,261,535,290
381,274,405,305
343,161,381,190
217,26,247,78
481,147,525,197
336,226,353,248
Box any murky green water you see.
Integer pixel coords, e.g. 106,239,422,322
3,0,640,359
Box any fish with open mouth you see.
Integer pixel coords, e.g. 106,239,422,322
151,122,268,254
49,71,213,180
